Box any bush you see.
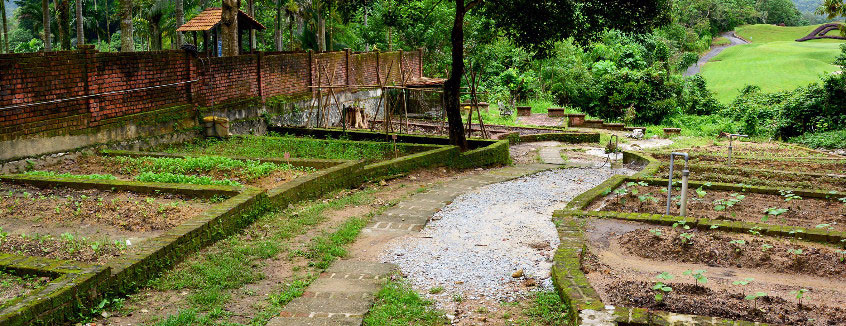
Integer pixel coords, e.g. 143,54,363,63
790,129,846,149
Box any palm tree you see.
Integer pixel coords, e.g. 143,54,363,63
146,0,165,50
57,0,70,49
119,0,132,51
1,0,8,52
284,0,300,50
76,0,83,46
43,0,51,51
174,0,182,46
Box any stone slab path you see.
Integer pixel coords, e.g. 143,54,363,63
539,146,567,165
268,164,558,326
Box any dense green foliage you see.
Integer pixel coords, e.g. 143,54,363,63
159,135,413,160
109,155,300,182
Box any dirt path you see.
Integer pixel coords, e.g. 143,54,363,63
684,31,749,77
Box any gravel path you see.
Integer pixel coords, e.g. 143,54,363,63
383,166,635,309
684,31,749,77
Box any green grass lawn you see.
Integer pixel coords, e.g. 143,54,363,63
701,24,844,103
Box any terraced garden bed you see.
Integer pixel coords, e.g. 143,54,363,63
655,163,846,191
581,218,846,325
589,182,846,232
29,153,311,189
650,153,846,175
154,135,431,161
0,270,52,310
649,141,839,159
0,182,217,263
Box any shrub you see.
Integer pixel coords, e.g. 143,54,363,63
790,129,846,149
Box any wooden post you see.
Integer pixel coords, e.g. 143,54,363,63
344,48,351,87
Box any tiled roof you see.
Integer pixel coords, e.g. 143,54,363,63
406,77,447,88
176,8,266,32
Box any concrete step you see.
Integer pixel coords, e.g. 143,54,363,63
267,315,363,326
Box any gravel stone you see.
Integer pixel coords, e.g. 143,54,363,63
383,166,636,307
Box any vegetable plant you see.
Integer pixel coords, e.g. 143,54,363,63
762,207,788,222
745,292,767,310
653,272,674,302
672,220,690,230
679,232,694,245
729,239,746,253
695,187,707,198
748,226,763,237
714,193,745,211
780,190,802,202
791,288,808,306
732,277,754,296
682,269,707,287
761,244,773,252
649,229,663,237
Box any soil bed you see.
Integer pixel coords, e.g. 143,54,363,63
581,219,846,325
0,270,52,309
590,183,846,232
0,182,213,262
154,135,424,161
651,153,846,175
33,154,309,189
650,141,838,159
655,164,846,191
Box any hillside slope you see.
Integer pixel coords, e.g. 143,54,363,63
700,24,843,103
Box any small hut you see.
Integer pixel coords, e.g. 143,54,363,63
176,8,266,56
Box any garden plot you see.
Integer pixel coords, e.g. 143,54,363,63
30,153,310,189
581,218,846,325
589,182,846,232
0,182,214,264
655,163,846,191
154,135,429,161
650,153,846,175
650,141,837,159
0,270,52,310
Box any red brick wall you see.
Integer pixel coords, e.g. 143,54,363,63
91,51,192,123
0,49,422,141
261,52,311,98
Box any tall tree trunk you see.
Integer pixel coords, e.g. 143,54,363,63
119,0,132,51
444,0,467,150
317,14,325,51
175,0,183,45
75,0,83,46
43,0,52,51
221,0,239,56
288,17,295,50
363,7,368,51
247,0,255,51
57,0,70,49
274,0,281,50
1,0,8,53
150,19,161,50
103,0,110,51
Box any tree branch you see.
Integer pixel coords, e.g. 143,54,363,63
464,0,482,13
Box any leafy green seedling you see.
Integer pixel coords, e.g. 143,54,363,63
653,272,674,302
695,187,707,198
709,225,720,230
745,292,767,310
788,248,804,255
761,244,773,252
683,269,707,287
673,220,690,230
749,226,763,237
649,229,663,237
730,239,746,253
816,223,835,231
732,278,754,296
791,288,808,306
836,250,846,263
762,207,788,222
679,232,694,245
780,190,802,202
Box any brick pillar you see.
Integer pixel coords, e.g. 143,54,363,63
344,48,351,87
257,52,264,101
399,49,404,84
80,44,97,127
185,51,195,105
307,50,314,94
375,50,381,85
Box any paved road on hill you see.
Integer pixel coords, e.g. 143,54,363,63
684,31,750,77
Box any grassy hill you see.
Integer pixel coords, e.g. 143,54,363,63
700,24,843,103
